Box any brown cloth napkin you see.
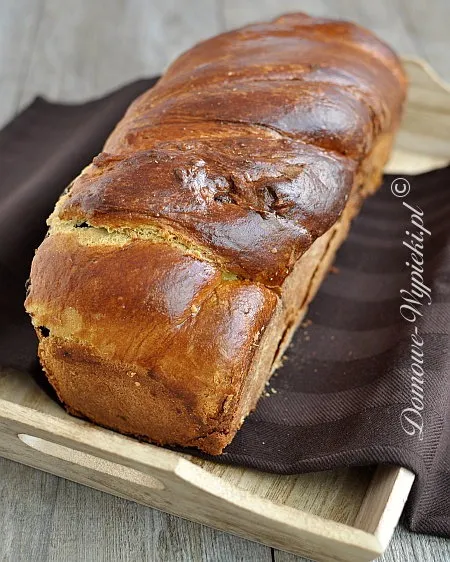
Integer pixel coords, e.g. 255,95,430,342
1,81,449,537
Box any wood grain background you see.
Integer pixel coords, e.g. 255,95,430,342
1,1,449,560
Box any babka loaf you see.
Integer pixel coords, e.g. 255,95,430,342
25,13,407,454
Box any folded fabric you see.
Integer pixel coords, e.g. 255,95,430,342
0,82,448,536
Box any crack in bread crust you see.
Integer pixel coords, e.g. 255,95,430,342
49,213,218,265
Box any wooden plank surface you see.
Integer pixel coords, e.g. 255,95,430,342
0,1,449,561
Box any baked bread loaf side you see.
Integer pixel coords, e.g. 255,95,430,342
25,13,407,454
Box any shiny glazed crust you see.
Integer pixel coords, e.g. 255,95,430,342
25,13,407,454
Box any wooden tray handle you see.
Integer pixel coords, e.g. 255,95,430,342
17,433,165,489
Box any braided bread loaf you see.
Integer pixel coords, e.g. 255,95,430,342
25,13,407,454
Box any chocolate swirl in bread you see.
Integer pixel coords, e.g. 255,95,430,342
25,13,407,454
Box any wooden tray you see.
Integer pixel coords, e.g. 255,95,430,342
0,58,448,562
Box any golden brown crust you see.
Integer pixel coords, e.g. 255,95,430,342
107,13,405,158
25,13,407,454
26,233,278,451
57,138,356,286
